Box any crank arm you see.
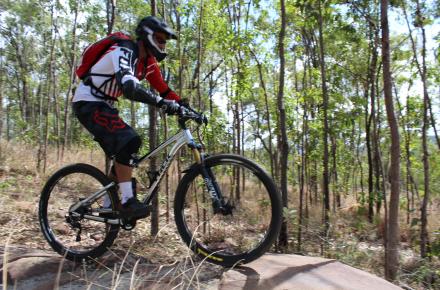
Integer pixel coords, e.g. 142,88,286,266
70,212,120,225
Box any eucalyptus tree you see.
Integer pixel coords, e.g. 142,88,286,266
402,0,437,259
380,0,401,281
60,0,80,159
276,0,289,249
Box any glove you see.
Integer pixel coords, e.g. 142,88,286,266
178,98,190,108
194,113,208,125
157,98,180,115
199,114,208,125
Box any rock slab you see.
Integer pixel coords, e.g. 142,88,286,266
219,254,402,290
0,246,221,290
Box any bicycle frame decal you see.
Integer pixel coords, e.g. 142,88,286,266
137,129,196,205
203,177,218,200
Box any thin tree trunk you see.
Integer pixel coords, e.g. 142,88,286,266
302,59,310,221
356,118,365,202
37,78,44,172
150,1,159,236
6,102,10,141
53,73,61,161
381,0,401,280
317,0,330,254
106,0,116,35
403,3,440,150
395,83,412,225
0,52,3,159
43,7,57,173
277,0,289,249
173,3,183,182
233,102,240,200
414,0,432,260
61,0,79,160
250,49,275,178
331,136,340,210
370,28,381,221
10,32,31,125
297,108,307,252
402,0,432,260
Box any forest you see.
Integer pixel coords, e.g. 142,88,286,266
0,0,439,289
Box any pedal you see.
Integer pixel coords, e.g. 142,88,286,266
121,218,137,230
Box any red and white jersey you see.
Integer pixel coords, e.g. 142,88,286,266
73,39,180,106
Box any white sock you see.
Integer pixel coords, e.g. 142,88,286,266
119,181,134,204
103,194,112,208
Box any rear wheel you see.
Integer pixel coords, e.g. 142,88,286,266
174,154,282,267
39,163,120,261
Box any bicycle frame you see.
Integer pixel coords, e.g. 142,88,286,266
69,127,202,225
136,128,201,205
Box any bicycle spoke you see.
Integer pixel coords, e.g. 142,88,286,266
39,164,119,261
175,155,281,266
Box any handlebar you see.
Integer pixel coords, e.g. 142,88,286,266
177,105,208,128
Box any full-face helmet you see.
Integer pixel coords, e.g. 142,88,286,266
135,16,177,61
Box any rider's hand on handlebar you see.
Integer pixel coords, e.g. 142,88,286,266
195,113,208,125
175,99,208,125
158,99,180,115
178,98,190,108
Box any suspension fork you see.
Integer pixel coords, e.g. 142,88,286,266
191,147,225,212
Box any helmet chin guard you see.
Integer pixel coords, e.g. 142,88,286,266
143,27,167,61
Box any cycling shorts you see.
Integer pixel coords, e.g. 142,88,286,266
73,101,139,157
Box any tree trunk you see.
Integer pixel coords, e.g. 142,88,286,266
0,52,3,158
403,2,440,151
233,102,240,200
277,0,289,249
61,1,78,160
331,136,340,210
250,49,275,178
43,7,57,173
369,27,380,222
106,0,116,35
381,0,401,281
317,0,330,254
150,1,159,236
297,108,307,252
415,0,432,260
53,72,61,161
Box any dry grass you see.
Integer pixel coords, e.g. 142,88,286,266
0,141,223,289
1,141,439,289
279,175,440,289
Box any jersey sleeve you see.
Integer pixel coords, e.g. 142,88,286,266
145,56,181,101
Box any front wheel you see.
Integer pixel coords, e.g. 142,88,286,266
174,154,282,267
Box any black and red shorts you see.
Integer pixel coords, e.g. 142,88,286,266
73,101,139,157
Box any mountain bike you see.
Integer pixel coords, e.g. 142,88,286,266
38,106,282,267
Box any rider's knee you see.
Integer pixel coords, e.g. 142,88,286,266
115,136,141,166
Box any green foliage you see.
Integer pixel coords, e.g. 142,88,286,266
283,207,297,223
0,1,439,286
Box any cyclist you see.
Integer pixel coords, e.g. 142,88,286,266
72,16,181,218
